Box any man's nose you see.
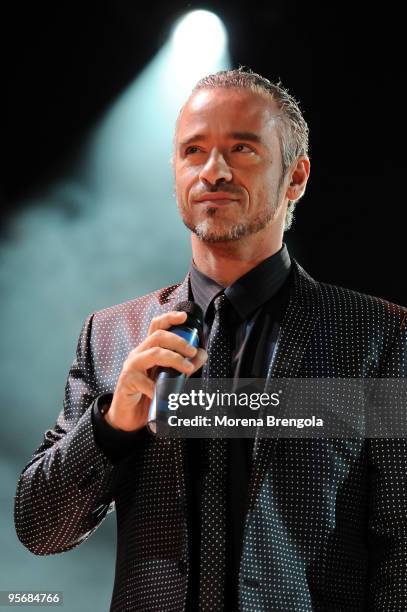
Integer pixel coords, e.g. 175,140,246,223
199,151,233,186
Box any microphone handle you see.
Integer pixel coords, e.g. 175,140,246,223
147,325,200,435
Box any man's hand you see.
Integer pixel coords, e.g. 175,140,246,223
104,311,207,432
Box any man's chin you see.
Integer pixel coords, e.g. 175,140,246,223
195,231,242,243
189,219,254,243
181,212,276,243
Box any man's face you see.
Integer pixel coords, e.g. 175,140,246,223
174,87,287,243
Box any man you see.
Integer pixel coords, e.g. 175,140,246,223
14,68,407,611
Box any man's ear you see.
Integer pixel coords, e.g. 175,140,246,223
286,156,310,201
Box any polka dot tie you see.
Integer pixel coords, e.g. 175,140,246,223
199,293,233,611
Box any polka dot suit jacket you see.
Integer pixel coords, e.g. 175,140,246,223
14,259,407,611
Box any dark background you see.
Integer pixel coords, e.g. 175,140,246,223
4,1,405,305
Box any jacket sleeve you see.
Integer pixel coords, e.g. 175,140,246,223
91,392,151,463
13,312,149,556
367,311,407,610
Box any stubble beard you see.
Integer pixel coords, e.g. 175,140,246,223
178,190,282,243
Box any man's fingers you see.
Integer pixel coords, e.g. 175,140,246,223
118,311,206,406
187,348,208,373
143,329,198,358
147,311,187,335
127,346,197,375
121,369,154,402
119,369,155,400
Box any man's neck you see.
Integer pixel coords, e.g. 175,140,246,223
191,232,283,287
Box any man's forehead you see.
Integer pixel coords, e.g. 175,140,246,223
178,88,280,131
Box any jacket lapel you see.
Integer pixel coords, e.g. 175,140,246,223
156,274,191,310
247,258,321,512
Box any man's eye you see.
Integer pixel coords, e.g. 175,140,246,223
233,144,252,153
185,146,200,155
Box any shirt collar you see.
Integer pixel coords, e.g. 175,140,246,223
189,242,291,321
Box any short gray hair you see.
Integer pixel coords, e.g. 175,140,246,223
174,66,310,231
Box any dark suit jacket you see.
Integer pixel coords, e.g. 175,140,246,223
14,259,407,611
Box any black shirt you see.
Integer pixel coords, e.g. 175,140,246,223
186,243,293,611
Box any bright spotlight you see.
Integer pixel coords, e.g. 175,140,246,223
170,10,228,86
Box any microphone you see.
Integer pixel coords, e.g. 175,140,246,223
147,301,204,435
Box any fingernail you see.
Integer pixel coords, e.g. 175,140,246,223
197,348,208,362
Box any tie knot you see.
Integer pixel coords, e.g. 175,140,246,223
213,293,228,314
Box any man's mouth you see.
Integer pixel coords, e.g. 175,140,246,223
193,191,240,205
195,198,237,205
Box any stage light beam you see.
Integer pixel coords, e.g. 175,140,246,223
170,10,228,89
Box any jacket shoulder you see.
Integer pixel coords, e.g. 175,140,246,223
293,260,406,338
315,277,407,336
89,282,183,325
319,278,405,317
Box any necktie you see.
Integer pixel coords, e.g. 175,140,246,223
199,293,233,611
